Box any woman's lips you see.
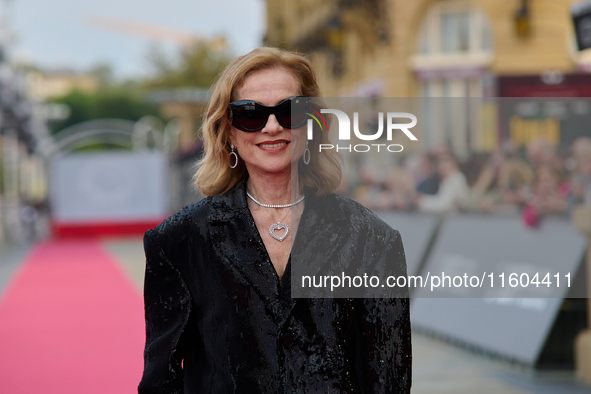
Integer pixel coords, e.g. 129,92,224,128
257,141,289,149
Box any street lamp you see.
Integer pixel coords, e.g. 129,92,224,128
514,0,531,38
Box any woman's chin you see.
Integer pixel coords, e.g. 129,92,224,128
247,163,292,176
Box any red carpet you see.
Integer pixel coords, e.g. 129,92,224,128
0,240,145,393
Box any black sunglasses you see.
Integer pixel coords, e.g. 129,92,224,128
228,96,311,132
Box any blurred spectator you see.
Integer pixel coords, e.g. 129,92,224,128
526,137,560,172
20,203,39,241
336,176,351,197
430,140,453,158
466,143,534,212
375,167,416,211
570,137,591,206
405,153,440,195
417,153,469,213
522,165,569,227
353,166,382,209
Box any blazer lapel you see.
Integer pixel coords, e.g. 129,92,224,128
278,190,348,326
208,182,284,323
208,182,349,327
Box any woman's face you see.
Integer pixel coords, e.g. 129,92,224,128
436,154,457,178
536,167,558,193
228,67,306,178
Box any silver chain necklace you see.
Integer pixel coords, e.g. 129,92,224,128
246,191,305,241
246,191,305,208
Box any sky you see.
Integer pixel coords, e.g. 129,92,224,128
5,0,265,79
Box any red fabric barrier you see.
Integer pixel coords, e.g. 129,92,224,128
51,219,165,238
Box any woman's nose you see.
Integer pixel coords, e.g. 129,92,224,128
262,114,283,133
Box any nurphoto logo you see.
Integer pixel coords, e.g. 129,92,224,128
307,108,418,153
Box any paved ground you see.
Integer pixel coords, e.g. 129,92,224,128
1,238,590,393
0,242,31,300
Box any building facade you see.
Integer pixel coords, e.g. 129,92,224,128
265,0,590,154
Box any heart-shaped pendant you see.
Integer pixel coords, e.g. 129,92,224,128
269,222,289,241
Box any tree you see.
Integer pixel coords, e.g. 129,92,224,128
143,41,232,88
49,87,160,134
88,63,115,87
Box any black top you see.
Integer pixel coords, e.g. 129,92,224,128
138,181,412,393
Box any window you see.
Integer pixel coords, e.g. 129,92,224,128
418,3,492,57
412,3,494,155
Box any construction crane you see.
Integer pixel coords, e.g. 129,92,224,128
87,15,227,51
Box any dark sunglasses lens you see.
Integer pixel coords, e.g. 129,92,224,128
234,104,266,131
276,99,307,129
290,104,308,128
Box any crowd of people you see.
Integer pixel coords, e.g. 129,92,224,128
342,137,591,227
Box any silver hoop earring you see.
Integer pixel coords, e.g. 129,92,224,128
303,140,311,165
229,144,238,168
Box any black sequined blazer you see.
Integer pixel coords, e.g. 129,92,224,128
138,181,412,394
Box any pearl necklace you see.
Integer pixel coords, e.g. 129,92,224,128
246,191,305,241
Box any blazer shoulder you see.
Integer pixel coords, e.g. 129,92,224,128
144,197,212,247
329,193,401,239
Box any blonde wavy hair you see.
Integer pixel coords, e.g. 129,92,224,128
193,47,342,197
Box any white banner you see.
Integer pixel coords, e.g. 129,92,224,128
50,151,168,223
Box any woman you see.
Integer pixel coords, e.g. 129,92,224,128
138,47,411,393
417,152,469,213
